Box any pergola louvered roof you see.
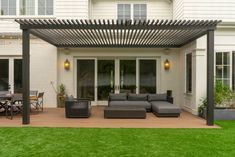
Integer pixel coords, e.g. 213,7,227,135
15,19,221,48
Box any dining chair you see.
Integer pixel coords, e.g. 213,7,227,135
0,91,10,114
36,92,44,112
30,90,38,111
6,94,23,120
30,90,38,96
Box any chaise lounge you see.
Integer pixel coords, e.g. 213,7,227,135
107,91,181,117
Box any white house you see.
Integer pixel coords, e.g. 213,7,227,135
0,0,235,117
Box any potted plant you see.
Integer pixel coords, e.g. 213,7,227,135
198,97,207,119
57,84,66,108
198,81,235,120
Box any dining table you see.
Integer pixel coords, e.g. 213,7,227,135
0,94,12,112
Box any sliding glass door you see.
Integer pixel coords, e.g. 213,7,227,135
119,60,136,93
77,60,95,100
14,59,22,93
0,59,9,91
139,59,156,94
76,58,157,105
97,60,115,100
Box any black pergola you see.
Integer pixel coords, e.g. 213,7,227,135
16,19,221,126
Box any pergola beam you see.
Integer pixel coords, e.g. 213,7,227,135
22,29,30,125
18,20,218,30
207,30,215,126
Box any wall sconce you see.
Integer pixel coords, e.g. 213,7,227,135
64,59,70,70
164,59,170,70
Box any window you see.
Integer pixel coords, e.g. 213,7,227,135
117,4,131,20
216,52,230,86
133,4,147,21
0,58,22,92
20,0,35,15
0,0,53,16
0,0,16,15
186,53,192,93
117,4,147,21
38,0,53,15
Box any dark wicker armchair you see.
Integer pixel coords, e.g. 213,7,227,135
65,99,91,118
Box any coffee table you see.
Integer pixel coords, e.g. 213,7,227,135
104,107,146,119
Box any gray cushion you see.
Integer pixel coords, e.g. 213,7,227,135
109,101,151,110
148,93,167,101
109,93,127,101
128,94,148,101
151,101,181,114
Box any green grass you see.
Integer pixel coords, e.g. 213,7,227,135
0,121,235,157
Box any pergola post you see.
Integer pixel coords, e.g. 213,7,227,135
207,30,215,126
22,29,30,124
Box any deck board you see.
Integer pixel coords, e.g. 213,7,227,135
0,107,219,128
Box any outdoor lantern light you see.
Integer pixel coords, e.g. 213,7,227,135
164,59,170,70
64,59,70,70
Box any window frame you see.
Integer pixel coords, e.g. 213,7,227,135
185,53,192,94
19,0,35,16
117,3,147,21
215,50,235,90
133,4,147,21
117,4,131,21
38,0,54,16
0,0,54,17
0,57,22,93
0,0,17,16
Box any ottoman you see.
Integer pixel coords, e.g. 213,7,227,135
151,101,181,117
104,107,146,119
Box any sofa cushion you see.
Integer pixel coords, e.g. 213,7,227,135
109,101,151,110
151,101,181,114
109,93,127,101
128,94,148,101
148,93,167,101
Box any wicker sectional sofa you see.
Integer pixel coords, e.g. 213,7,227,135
108,92,181,117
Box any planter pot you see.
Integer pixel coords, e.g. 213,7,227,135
214,108,235,120
57,95,65,108
198,107,235,120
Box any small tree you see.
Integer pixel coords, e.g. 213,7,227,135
57,84,66,108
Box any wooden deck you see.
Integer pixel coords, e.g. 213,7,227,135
0,107,219,128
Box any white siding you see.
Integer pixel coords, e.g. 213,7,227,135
0,39,58,107
173,0,184,19
173,0,235,21
91,0,173,20
0,19,21,34
148,0,172,19
91,0,116,20
56,0,89,19
215,28,235,49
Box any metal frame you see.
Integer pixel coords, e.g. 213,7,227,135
22,29,30,124
207,30,215,126
17,19,221,125
16,19,220,48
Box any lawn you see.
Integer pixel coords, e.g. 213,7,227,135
0,121,235,157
